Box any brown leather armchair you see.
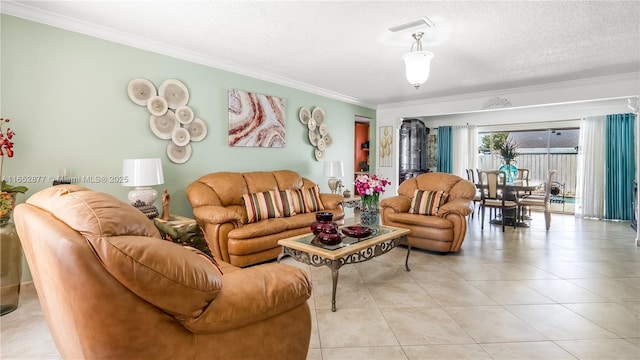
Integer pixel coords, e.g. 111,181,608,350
14,185,312,360
381,172,476,253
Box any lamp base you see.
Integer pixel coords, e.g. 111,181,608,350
131,200,159,219
128,186,159,219
128,186,157,206
328,178,340,194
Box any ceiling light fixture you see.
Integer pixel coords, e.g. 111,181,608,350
402,32,434,90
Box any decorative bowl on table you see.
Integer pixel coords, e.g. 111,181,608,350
315,230,344,245
341,225,373,238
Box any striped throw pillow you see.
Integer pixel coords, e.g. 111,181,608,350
242,191,284,223
409,190,445,216
302,186,325,212
280,189,305,217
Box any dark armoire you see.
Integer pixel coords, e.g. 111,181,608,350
399,118,429,184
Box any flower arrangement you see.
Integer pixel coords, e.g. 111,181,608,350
1,117,28,223
355,173,390,209
499,138,519,164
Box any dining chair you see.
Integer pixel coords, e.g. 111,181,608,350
518,170,557,231
478,170,518,232
465,169,481,218
517,168,530,181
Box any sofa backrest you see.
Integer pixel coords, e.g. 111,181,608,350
397,172,476,201
187,170,316,208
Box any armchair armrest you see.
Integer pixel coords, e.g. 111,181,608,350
438,198,473,217
181,263,312,333
320,193,344,210
380,195,411,213
193,205,242,226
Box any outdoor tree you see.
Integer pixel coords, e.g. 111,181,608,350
479,132,509,153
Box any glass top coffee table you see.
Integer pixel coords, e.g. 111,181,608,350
277,225,411,311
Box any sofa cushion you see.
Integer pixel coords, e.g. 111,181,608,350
410,190,445,216
281,189,306,216
242,191,283,223
302,186,325,212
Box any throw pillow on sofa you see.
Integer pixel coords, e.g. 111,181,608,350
280,189,306,216
302,186,325,212
242,190,284,223
409,190,445,216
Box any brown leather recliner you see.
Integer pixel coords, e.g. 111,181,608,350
14,185,312,360
187,170,344,267
381,172,476,253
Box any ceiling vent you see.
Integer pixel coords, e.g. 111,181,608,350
388,16,435,33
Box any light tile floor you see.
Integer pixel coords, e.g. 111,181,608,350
1,212,639,360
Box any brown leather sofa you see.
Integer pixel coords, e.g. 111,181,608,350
380,172,476,253
14,185,312,360
187,170,344,267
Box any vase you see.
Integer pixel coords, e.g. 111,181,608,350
1,214,21,316
499,162,518,184
310,211,334,235
360,194,380,227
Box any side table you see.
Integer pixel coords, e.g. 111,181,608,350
152,215,212,257
341,195,361,218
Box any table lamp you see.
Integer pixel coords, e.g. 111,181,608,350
122,158,164,218
323,160,344,194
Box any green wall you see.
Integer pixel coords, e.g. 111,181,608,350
1,15,375,281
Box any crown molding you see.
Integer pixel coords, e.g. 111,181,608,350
378,72,640,110
1,1,375,109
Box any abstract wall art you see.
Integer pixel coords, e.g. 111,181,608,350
228,89,286,147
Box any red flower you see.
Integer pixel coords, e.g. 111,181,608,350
0,118,15,158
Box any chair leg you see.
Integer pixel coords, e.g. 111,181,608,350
544,209,551,231
481,206,485,229
501,207,505,232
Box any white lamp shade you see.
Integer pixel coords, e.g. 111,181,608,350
122,158,164,187
402,51,434,87
323,161,344,178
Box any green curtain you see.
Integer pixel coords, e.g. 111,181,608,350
437,126,452,173
604,113,636,220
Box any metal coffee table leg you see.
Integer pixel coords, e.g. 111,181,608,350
330,264,340,312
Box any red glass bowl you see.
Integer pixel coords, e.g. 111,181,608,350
341,225,373,238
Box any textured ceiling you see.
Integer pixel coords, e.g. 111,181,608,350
3,1,639,107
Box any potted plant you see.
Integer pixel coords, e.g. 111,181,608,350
498,138,519,183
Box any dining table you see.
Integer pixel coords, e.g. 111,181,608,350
476,180,542,227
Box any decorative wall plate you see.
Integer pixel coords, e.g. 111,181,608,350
308,130,318,145
185,118,207,141
147,96,168,116
127,78,156,106
298,107,311,124
314,148,324,161
307,118,316,131
159,79,189,109
171,127,191,146
150,111,179,139
167,142,192,164
318,123,328,136
323,134,333,146
317,138,326,151
175,105,194,124
312,107,325,124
